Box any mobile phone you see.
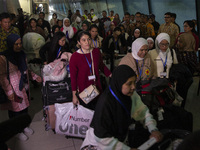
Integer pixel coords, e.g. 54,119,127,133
14,94,23,103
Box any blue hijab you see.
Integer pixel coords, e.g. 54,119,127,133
2,34,27,91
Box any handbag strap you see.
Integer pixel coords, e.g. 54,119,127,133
90,50,96,83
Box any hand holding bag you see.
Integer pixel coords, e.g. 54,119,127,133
79,51,99,104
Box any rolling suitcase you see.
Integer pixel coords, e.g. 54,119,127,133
42,77,72,131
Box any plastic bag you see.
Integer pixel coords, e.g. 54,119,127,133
22,32,45,52
55,102,94,138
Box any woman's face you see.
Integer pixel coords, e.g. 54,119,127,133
64,19,70,27
54,27,60,33
78,34,91,50
82,24,88,31
137,45,148,58
134,30,140,38
59,36,66,47
89,27,98,39
148,18,153,24
147,40,154,50
13,38,22,52
58,20,63,27
30,20,37,28
120,26,125,34
115,14,119,19
159,39,169,52
53,14,57,19
121,76,136,96
110,23,115,31
184,22,193,33
88,14,92,20
37,19,43,26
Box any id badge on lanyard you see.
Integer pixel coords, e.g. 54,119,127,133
88,75,96,81
160,55,167,78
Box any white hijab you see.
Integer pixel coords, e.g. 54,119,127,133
132,38,148,60
155,33,172,63
147,37,154,43
63,18,74,39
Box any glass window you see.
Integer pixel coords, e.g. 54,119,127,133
151,0,196,32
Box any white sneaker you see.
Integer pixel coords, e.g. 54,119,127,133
24,127,34,135
16,132,28,141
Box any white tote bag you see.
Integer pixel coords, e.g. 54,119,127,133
55,102,94,138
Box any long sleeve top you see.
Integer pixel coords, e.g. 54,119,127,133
69,48,111,93
81,91,157,150
119,53,156,82
0,55,39,112
148,49,178,78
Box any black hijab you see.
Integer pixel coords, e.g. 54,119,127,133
110,65,136,109
92,65,136,141
2,34,27,91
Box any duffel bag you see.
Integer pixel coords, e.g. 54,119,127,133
43,77,72,106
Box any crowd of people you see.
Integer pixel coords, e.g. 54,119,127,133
0,7,199,150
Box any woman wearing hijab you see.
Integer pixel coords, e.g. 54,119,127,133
81,65,162,150
61,18,77,42
0,34,42,141
147,37,155,50
127,27,142,48
119,38,155,82
149,33,178,78
176,32,197,74
174,32,195,108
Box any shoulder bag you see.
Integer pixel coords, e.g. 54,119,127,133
79,51,99,104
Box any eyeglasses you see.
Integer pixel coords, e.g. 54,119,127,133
159,43,169,47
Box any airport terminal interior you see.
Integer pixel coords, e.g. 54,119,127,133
0,0,200,149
